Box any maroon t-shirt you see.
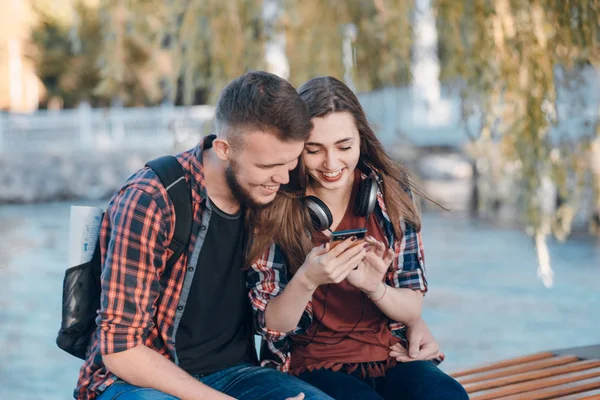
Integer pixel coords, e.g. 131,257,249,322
290,170,399,378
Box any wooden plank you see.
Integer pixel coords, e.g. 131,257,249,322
573,394,600,400
459,355,581,385
554,346,600,361
451,352,555,378
492,376,600,400
466,367,600,399
556,389,600,399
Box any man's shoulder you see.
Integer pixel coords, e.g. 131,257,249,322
126,147,196,196
120,166,169,204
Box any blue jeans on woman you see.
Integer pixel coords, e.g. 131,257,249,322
97,362,332,400
297,361,468,400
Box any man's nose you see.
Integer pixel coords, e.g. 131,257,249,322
272,166,290,184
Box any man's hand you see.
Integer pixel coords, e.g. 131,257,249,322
389,317,443,362
286,393,305,400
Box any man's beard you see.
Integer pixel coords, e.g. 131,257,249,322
225,161,269,210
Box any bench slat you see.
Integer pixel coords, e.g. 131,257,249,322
466,368,600,399
459,356,580,385
452,352,555,378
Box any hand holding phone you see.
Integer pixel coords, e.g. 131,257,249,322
297,232,369,289
329,228,367,249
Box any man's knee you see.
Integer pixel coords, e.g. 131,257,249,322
98,382,179,400
111,388,179,400
386,361,469,400
223,366,333,400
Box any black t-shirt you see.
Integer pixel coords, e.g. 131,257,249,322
176,198,254,376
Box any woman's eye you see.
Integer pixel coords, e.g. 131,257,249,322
339,147,352,151
305,149,320,154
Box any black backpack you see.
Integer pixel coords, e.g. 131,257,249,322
56,156,192,359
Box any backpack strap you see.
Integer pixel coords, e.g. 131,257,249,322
146,156,192,271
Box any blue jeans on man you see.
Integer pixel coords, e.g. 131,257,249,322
97,363,332,400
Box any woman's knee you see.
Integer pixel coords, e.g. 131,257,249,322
428,375,469,400
383,361,468,400
299,369,383,400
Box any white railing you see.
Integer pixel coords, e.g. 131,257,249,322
1,72,596,154
0,104,215,153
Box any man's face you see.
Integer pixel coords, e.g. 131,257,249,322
226,131,304,208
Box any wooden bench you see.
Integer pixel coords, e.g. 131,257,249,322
450,345,600,399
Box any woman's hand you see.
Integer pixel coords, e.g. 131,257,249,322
346,236,394,294
297,237,369,291
389,318,443,362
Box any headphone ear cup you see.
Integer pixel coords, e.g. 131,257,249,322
304,195,333,231
355,177,378,217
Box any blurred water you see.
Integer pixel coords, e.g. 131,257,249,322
0,202,598,400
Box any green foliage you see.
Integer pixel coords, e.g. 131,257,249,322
280,0,413,91
30,1,106,107
436,0,600,236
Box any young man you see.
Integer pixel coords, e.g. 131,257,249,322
74,71,332,400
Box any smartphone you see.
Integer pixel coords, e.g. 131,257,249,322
330,227,367,249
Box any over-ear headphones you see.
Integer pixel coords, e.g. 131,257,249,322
305,161,379,231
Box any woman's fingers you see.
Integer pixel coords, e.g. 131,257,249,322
389,342,406,352
327,236,359,257
383,246,395,265
417,340,440,360
333,249,368,282
363,251,389,274
336,241,369,264
389,343,441,362
365,236,385,257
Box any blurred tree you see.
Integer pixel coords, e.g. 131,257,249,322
436,0,600,239
29,0,106,108
94,0,415,104
280,0,413,91
94,0,167,105
93,0,267,105
30,0,166,107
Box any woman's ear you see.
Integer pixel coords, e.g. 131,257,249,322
211,138,231,161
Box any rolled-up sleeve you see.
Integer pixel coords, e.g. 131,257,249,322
387,219,428,293
97,187,169,355
247,243,313,341
247,243,313,370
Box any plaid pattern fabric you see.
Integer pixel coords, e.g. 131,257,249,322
74,139,210,399
247,173,428,372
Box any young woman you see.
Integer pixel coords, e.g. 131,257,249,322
246,77,468,400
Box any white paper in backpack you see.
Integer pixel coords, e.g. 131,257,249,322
68,205,103,269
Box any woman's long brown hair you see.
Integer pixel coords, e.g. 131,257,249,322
247,76,436,274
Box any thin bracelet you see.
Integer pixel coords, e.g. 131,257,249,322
369,283,387,302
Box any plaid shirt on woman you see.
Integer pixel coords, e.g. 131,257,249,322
74,136,215,399
247,173,431,372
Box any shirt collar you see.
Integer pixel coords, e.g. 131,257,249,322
185,134,216,204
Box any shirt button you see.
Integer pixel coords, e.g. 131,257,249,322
200,225,207,231
188,267,194,272
177,306,183,311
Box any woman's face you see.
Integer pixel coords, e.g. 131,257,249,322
303,111,361,191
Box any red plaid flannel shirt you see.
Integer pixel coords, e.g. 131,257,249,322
74,138,211,399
